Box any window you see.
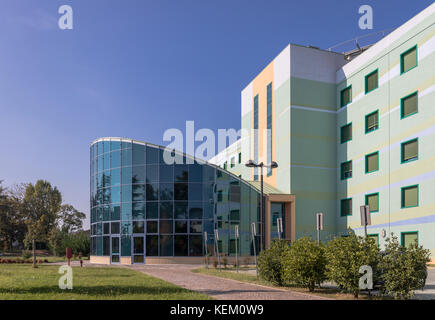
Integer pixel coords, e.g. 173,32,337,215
365,69,378,94
401,232,418,248
401,46,417,74
401,138,418,163
238,152,242,164
401,91,418,119
340,86,352,107
401,185,418,208
133,221,144,233
267,82,273,176
230,157,235,168
368,234,379,247
340,123,352,143
365,152,379,173
223,161,227,170
341,161,352,180
365,110,379,133
365,193,379,212
341,198,352,216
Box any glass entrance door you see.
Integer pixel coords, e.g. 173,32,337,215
133,236,145,263
111,236,120,263
271,202,285,240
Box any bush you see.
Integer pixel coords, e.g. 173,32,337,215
222,257,228,269
325,232,380,298
258,240,290,286
379,234,430,299
22,250,32,259
212,259,218,268
283,237,327,292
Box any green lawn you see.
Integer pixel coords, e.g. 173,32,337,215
0,265,211,300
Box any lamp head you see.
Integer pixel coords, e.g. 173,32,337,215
245,160,256,168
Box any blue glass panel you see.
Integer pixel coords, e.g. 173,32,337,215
104,153,110,171
132,144,146,165
189,164,202,182
121,167,132,185
174,183,188,200
111,204,121,220
111,140,121,151
146,202,159,219
122,149,132,166
132,166,145,184
174,201,188,219
160,201,173,219
132,184,146,202
121,235,131,256
102,171,111,188
103,141,110,154
121,185,132,203
189,202,203,219
188,183,203,201
160,183,173,200
97,155,103,172
146,146,159,164
146,183,159,201
111,186,120,203
121,141,131,149
146,165,159,183
159,165,174,182
175,165,188,182
111,151,121,168
132,202,145,220
103,205,110,221
96,236,103,256
111,168,120,186
121,202,131,221
97,142,103,156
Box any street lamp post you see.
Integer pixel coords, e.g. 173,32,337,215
245,160,278,251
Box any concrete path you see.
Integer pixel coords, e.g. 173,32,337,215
414,267,435,300
128,264,330,300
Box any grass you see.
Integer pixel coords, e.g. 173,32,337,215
0,265,211,300
193,267,386,300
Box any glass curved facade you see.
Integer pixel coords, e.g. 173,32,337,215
90,138,262,263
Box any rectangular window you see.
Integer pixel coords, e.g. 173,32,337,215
341,198,352,216
230,157,235,168
401,185,418,208
401,91,418,119
365,193,379,212
368,234,379,247
340,123,352,143
365,151,379,173
267,82,273,176
340,86,352,107
341,161,352,180
401,138,418,163
365,110,379,133
223,161,227,170
253,94,259,180
238,152,242,164
401,46,417,74
365,69,378,94
401,232,418,248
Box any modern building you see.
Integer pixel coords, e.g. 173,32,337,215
90,3,435,264
211,3,435,260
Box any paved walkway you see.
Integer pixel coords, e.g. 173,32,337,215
128,264,330,300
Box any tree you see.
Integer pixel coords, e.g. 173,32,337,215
0,182,26,251
325,231,380,298
379,234,430,299
57,204,86,233
22,180,62,266
283,237,327,292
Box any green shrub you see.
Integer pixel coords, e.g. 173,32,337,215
379,234,430,299
258,239,290,286
21,250,32,259
325,231,380,298
283,237,327,292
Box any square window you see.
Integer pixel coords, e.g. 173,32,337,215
133,221,144,233
111,222,120,234
340,123,352,143
341,198,352,216
175,220,188,233
146,221,158,234
340,86,352,107
401,232,418,248
365,152,379,173
160,220,173,234
365,111,379,133
401,92,418,119
365,70,378,94
401,139,418,163
401,46,417,74
401,185,418,208
365,193,379,212
341,161,352,180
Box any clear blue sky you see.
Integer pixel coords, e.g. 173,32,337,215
0,0,432,228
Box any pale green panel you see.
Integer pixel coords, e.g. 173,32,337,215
275,77,291,193
291,77,336,109
241,111,252,179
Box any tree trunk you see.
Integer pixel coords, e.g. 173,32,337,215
32,239,37,268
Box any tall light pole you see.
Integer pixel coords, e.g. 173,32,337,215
245,160,278,251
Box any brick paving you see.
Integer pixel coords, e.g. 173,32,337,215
128,264,330,300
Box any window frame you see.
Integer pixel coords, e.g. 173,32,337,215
365,151,379,174
401,184,419,209
400,45,418,75
340,85,352,108
400,91,418,119
401,231,419,248
401,138,418,164
365,69,379,94
340,123,352,144
365,192,379,213
340,198,352,217
340,160,353,180
368,233,379,247
365,110,379,134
